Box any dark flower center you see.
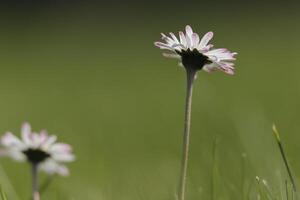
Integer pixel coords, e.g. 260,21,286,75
23,148,50,164
177,49,211,71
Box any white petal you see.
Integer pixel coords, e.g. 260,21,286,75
179,31,187,48
171,43,186,51
185,25,194,48
161,33,176,45
205,48,227,54
169,32,179,43
1,132,24,149
40,159,70,176
203,63,219,73
205,49,236,61
219,53,237,60
38,130,48,145
208,62,235,75
52,152,75,162
162,53,181,59
200,44,214,52
219,61,235,69
185,34,192,49
49,143,72,154
199,31,214,49
220,67,235,75
21,122,32,146
55,164,70,176
42,135,57,150
31,133,41,148
191,33,200,49
154,42,174,51
185,25,193,37
8,150,26,162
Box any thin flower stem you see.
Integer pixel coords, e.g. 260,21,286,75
31,163,40,200
241,153,247,200
286,180,289,200
211,137,219,200
178,69,197,200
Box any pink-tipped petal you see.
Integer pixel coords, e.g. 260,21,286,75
42,135,57,149
218,62,235,75
203,63,219,73
39,130,48,145
52,153,75,162
21,122,32,146
1,132,23,148
199,31,214,49
169,32,179,43
40,159,70,176
179,31,187,47
50,143,72,154
154,42,173,50
201,44,214,52
206,48,228,54
184,26,194,48
185,34,192,49
222,68,235,75
160,33,175,44
56,165,70,176
191,33,200,48
185,25,193,36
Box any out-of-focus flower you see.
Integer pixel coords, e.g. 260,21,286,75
1,122,75,176
154,25,237,74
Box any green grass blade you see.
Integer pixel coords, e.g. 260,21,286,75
272,124,297,192
0,186,7,200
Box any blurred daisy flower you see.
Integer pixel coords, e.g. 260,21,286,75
1,122,75,176
154,25,237,74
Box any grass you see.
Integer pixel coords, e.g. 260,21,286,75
0,186,7,200
0,125,297,200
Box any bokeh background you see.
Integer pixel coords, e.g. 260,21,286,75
0,0,299,199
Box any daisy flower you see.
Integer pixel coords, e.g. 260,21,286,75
154,25,237,200
1,122,75,200
1,122,75,176
154,25,237,74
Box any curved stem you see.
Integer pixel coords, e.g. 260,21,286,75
31,163,40,200
178,69,197,200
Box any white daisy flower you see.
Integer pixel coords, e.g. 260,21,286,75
1,122,75,176
154,25,237,75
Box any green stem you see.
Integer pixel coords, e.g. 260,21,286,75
178,69,197,200
212,137,219,200
31,163,40,200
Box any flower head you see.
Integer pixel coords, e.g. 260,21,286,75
1,123,75,176
154,25,237,75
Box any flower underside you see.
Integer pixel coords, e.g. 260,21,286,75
154,25,237,75
176,49,212,71
1,123,75,176
23,148,50,164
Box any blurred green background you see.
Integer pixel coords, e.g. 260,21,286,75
0,0,299,199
